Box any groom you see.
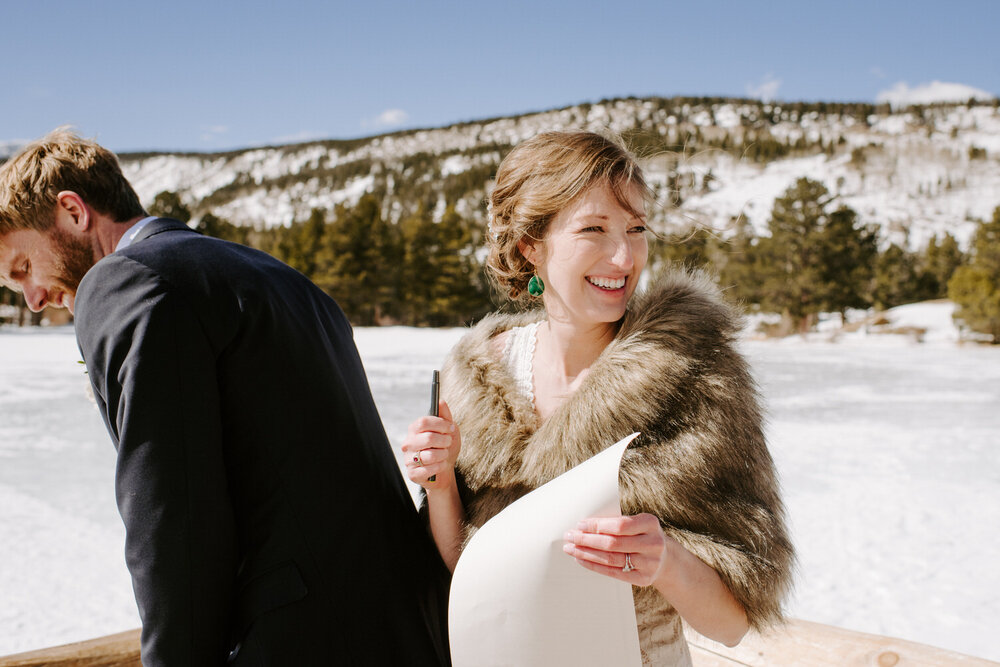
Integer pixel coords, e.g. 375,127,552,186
0,130,450,666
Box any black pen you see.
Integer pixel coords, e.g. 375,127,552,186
428,370,439,482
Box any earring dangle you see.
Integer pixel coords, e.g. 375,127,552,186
527,273,545,297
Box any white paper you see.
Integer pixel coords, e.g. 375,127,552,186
449,433,642,667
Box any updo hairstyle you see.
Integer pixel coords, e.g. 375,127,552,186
485,131,652,301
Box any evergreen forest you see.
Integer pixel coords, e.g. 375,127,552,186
157,181,1000,339
2,95,999,341
2,181,998,341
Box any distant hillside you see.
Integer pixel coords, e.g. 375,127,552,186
0,140,27,160
118,95,1000,250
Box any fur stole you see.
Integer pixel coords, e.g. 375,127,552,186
441,270,794,630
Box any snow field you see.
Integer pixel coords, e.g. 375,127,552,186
1,317,998,660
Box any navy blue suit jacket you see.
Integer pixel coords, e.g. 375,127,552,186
75,219,449,666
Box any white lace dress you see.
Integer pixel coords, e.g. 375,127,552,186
497,320,693,667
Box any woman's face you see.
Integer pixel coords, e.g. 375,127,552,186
523,181,648,328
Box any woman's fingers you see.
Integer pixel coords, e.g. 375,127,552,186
406,415,456,437
563,513,667,584
402,430,453,455
563,529,652,564
575,513,659,537
407,447,448,467
562,541,632,567
563,543,645,581
401,403,462,488
407,459,452,483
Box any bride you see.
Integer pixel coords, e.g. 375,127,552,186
402,130,793,665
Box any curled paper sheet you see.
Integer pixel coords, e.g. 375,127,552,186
449,433,642,667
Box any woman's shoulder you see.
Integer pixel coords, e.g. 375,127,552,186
450,310,544,364
620,269,745,353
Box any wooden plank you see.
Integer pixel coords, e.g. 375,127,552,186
687,619,998,666
2,619,996,666
0,629,141,667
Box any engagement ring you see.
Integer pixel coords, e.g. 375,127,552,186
622,553,634,572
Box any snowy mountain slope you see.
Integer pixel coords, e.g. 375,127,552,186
0,140,27,160
117,97,1000,250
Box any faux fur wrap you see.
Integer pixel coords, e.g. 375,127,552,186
441,271,794,641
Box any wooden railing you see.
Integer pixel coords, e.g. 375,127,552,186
686,619,998,666
1,620,996,666
0,630,140,667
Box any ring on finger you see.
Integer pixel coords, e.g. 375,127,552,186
622,553,634,573
413,453,420,464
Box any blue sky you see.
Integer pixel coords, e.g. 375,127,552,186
2,0,997,153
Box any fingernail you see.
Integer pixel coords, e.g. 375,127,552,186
562,543,574,554
577,521,588,531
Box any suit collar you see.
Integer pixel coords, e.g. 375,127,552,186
130,217,195,244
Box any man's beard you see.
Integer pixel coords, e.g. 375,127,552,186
49,225,97,297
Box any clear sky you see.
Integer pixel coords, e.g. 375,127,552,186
2,0,997,153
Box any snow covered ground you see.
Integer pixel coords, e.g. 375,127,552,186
1,306,998,660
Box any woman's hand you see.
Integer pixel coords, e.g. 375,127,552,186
401,399,462,491
402,399,466,571
562,513,671,586
564,512,750,646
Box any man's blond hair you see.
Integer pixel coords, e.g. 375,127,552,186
0,128,145,235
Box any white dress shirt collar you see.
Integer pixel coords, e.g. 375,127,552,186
115,216,159,252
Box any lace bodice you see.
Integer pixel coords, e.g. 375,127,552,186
500,320,540,407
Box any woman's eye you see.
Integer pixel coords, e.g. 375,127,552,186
581,226,603,233
629,225,648,234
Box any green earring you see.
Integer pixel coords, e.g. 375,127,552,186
527,273,545,297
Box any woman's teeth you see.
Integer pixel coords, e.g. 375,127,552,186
587,276,626,290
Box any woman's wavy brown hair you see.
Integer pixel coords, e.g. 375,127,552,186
485,130,652,301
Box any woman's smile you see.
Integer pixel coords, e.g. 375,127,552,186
586,275,627,290
527,182,648,327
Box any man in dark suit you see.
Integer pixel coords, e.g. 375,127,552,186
0,130,450,666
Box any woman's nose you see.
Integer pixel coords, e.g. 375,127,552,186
609,235,634,270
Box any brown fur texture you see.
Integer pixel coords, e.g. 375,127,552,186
441,270,794,646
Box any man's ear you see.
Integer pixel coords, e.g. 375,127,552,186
55,191,91,231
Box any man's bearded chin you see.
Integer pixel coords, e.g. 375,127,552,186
50,226,98,305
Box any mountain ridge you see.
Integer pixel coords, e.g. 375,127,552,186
54,95,1000,251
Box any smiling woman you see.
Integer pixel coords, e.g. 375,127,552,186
516,183,648,359
402,130,794,666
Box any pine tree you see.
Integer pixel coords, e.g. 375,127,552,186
148,191,191,223
755,178,833,332
650,228,715,275
294,209,328,277
399,206,438,324
430,206,489,325
399,205,489,326
717,215,763,306
872,244,921,310
948,206,1000,341
315,196,400,325
196,212,249,245
816,206,878,321
922,232,966,298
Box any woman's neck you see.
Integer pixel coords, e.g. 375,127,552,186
536,316,616,383
530,316,617,421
